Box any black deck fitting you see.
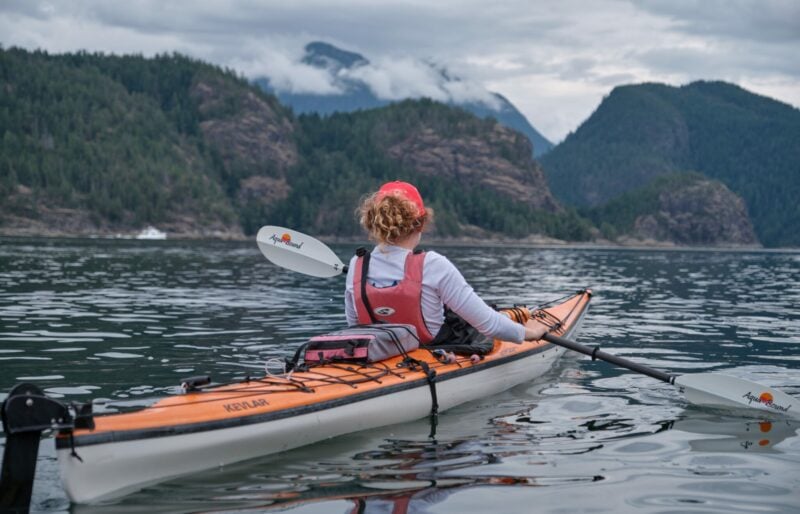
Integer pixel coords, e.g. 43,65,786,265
1,383,73,513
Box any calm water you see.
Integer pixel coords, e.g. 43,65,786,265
1,237,799,513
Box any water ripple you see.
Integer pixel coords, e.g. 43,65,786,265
1,238,799,513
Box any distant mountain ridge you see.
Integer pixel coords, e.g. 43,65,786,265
255,42,554,157
541,81,800,247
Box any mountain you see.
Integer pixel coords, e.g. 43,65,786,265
255,42,554,157
281,100,588,240
0,48,586,241
0,48,297,238
541,81,800,247
587,173,758,246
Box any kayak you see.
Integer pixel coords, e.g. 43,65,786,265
2,289,591,504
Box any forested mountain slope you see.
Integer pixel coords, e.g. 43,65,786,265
278,101,588,240
541,81,800,247
0,48,586,241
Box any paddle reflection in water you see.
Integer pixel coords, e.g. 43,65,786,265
676,416,800,453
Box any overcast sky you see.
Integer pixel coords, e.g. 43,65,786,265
2,0,798,142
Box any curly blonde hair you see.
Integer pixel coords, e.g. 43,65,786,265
358,192,433,244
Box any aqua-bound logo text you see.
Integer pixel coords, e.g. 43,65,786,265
742,391,792,413
270,233,304,249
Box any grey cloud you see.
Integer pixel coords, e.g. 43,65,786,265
1,0,798,142
0,0,56,20
635,0,800,44
239,45,503,108
557,58,599,80
595,72,639,86
635,42,800,80
0,0,573,60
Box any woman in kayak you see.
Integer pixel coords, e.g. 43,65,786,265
344,180,546,346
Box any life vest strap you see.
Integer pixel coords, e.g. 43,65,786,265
357,249,379,324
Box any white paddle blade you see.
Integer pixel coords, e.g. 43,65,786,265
256,226,346,278
675,373,800,419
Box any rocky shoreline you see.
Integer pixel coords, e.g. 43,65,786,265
0,225,768,250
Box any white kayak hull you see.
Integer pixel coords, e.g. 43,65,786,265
58,342,574,503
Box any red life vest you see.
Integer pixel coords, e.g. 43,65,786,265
352,250,435,344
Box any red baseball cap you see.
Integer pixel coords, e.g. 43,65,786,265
376,181,426,217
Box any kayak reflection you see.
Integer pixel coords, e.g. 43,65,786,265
70,434,603,514
65,405,800,512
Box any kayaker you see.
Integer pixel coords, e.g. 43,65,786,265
344,180,547,347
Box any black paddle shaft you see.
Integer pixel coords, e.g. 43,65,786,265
543,333,675,384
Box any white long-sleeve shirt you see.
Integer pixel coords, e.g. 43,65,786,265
344,245,525,342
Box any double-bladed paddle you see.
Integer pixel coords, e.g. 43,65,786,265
543,333,798,420
256,224,799,419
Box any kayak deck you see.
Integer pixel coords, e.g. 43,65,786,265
59,290,590,444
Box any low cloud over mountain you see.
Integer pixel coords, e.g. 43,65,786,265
251,42,502,108
253,42,553,156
